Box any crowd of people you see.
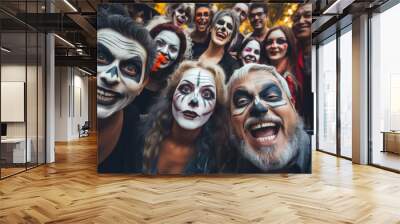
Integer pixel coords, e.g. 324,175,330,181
97,3,313,174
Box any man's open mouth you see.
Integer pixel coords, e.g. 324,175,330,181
247,121,281,146
216,31,227,40
244,55,256,63
97,87,121,105
182,110,199,120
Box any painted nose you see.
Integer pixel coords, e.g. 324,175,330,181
101,66,119,86
250,101,268,117
189,97,199,107
159,45,168,55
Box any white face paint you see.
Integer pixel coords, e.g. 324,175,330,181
173,5,189,27
97,28,147,119
241,40,261,65
154,30,180,69
211,15,234,46
172,68,217,130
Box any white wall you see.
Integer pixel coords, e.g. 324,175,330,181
54,66,89,141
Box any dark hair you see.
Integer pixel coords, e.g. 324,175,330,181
261,26,297,68
237,37,261,58
195,3,211,11
249,3,268,15
97,4,156,78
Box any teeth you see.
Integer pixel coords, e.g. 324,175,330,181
251,122,276,131
97,89,116,97
256,135,276,143
97,89,119,104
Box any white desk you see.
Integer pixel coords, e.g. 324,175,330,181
1,138,31,163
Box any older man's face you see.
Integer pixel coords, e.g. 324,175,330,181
230,70,298,171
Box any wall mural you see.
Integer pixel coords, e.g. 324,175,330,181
97,2,313,174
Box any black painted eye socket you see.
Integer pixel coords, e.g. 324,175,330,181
178,84,193,95
119,61,141,78
234,96,251,108
216,20,225,26
226,23,233,30
266,38,287,46
97,53,109,65
276,38,287,45
201,89,215,100
260,93,281,102
254,49,260,55
97,46,113,66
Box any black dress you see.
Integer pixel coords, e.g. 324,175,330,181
218,52,240,83
134,88,162,115
97,103,143,173
192,40,209,59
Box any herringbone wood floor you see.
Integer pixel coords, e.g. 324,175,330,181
1,135,400,224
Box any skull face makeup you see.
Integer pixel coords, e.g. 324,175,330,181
173,5,190,27
97,28,147,119
241,39,261,65
172,68,217,130
229,65,300,171
195,7,211,32
154,30,181,69
265,29,288,62
211,15,234,46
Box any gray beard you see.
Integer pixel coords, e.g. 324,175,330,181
239,120,309,172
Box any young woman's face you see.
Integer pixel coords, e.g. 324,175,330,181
265,29,288,62
240,40,261,64
211,15,234,47
173,5,190,27
172,68,217,130
154,30,180,69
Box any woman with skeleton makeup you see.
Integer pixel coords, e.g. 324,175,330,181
237,37,262,66
199,10,240,82
261,26,300,108
167,3,194,29
97,4,156,173
134,23,189,114
140,61,229,175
